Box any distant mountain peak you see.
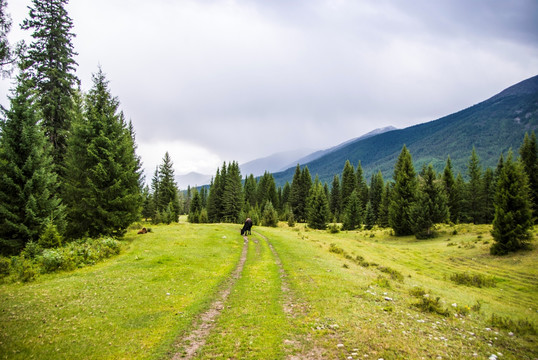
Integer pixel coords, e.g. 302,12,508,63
489,74,538,102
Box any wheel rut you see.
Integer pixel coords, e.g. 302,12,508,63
171,237,249,359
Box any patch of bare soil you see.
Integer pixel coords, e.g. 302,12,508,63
171,237,249,359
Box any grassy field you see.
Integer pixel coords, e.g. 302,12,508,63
0,220,536,359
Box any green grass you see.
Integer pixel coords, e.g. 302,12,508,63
1,222,536,359
0,222,242,359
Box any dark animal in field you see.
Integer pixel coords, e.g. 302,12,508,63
137,227,147,234
241,218,253,236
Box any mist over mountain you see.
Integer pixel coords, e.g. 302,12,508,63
272,74,538,186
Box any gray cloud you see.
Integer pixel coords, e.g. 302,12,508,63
1,0,537,181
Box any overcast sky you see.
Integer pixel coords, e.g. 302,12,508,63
1,0,538,183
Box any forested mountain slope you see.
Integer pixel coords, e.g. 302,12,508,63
273,75,538,185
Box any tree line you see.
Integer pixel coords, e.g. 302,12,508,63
0,0,142,255
177,133,536,255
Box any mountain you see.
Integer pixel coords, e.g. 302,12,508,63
281,126,397,171
177,172,212,189
273,75,538,186
239,148,314,177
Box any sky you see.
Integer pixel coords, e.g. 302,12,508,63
1,0,538,186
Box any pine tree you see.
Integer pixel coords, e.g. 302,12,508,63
389,145,417,236
330,175,342,221
369,171,384,224
465,148,484,223
410,164,449,239
223,161,243,223
378,182,392,228
63,68,142,238
356,161,369,210
261,201,278,227
491,151,533,255
341,160,356,210
244,174,257,208
0,72,65,254
519,132,538,222
281,181,291,209
0,0,23,76
342,190,362,230
156,152,180,222
482,168,496,223
364,201,376,230
306,179,329,230
442,157,461,223
188,188,202,223
256,171,278,210
21,0,78,170
289,165,311,222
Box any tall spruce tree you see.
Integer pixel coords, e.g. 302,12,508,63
306,178,330,230
244,174,257,209
257,171,278,210
369,171,384,224
289,165,311,222
0,72,65,254
465,148,484,223
410,164,449,239
519,132,538,222
482,168,496,223
188,188,202,223
223,161,243,223
330,175,342,221
342,190,362,230
156,152,180,223
442,157,461,223
378,182,392,228
22,0,78,170
341,160,356,210
491,151,533,255
389,145,417,236
63,68,142,238
356,161,369,210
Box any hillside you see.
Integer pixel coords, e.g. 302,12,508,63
273,75,538,186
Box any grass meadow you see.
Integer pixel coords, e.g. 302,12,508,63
0,220,536,359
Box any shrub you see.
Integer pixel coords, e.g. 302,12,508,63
409,286,426,297
0,256,10,277
41,249,64,273
413,296,450,317
11,257,38,282
262,202,278,227
327,223,340,234
378,266,404,282
287,213,296,227
329,243,344,255
490,314,536,335
21,241,43,259
38,220,63,248
373,275,391,289
450,272,496,288
199,209,209,223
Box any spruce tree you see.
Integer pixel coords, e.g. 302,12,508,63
0,73,65,254
410,164,449,239
363,201,375,230
244,174,257,208
223,161,243,223
482,168,496,223
330,175,342,221
369,171,384,224
465,148,484,223
378,182,392,228
389,145,417,236
491,151,533,255
341,160,356,210
281,181,291,209
306,179,329,230
63,68,142,238
188,188,202,223
342,190,362,230
356,161,369,210
22,0,78,170
261,201,278,227
442,157,461,223
519,132,538,222
289,165,311,222
156,152,180,222
256,171,278,210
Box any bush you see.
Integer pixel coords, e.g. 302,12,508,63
41,249,64,273
261,202,279,227
287,213,296,227
38,220,63,248
413,295,450,317
327,223,340,234
21,241,43,259
11,257,38,282
378,266,404,282
450,272,496,288
409,286,426,297
490,314,536,335
329,243,344,255
0,256,10,277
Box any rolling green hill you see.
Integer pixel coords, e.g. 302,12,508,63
274,75,538,185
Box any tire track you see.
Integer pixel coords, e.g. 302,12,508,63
171,236,249,359
254,231,327,360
